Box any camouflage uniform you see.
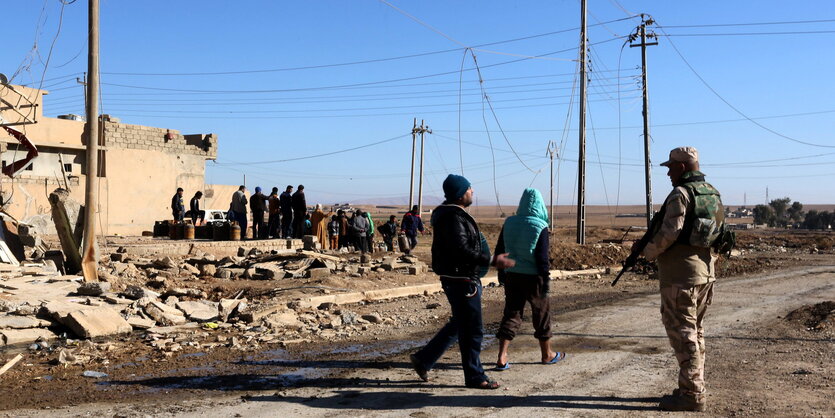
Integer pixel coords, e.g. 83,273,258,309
644,170,721,400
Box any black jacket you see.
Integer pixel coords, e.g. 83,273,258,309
250,192,268,213
291,191,306,213
431,204,490,279
279,191,293,213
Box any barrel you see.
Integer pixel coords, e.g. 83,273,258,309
229,222,241,241
183,223,195,240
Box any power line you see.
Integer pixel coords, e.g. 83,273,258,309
657,18,835,28
655,24,835,149
214,133,409,165
659,30,835,37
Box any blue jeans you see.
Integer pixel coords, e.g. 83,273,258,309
413,278,487,385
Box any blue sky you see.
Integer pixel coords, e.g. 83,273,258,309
3,0,835,208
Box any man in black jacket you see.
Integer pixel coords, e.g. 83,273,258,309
409,174,515,390
171,187,185,221
250,186,268,239
279,185,294,238
291,185,307,238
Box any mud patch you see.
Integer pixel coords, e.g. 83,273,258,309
784,301,835,332
555,336,663,355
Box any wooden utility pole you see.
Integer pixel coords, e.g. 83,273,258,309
547,140,558,230
416,120,431,215
576,0,587,245
408,118,417,210
630,14,658,227
81,0,100,282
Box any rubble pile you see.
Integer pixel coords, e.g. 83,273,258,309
0,245,431,356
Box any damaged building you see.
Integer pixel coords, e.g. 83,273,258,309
0,83,225,236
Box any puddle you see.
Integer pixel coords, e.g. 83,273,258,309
181,352,207,358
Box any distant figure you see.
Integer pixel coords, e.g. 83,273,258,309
364,211,376,253
280,185,294,238
267,187,281,238
328,215,340,250
229,185,248,236
350,210,370,253
171,187,185,221
310,204,333,249
337,209,349,249
189,191,204,225
250,186,269,239
292,185,307,238
379,215,398,251
304,213,312,236
494,188,564,372
400,205,424,254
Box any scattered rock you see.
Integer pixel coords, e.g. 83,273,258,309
263,310,303,330
144,301,187,326
126,316,156,330
163,288,207,299
1,328,56,346
63,306,133,338
307,268,331,280
176,301,220,323
199,264,217,277
0,315,50,329
122,286,160,300
76,281,111,296
317,302,337,311
180,263,200,275
426,303,441,309
153,256,177,269
361,313,383,324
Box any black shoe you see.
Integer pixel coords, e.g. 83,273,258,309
409,354,429,382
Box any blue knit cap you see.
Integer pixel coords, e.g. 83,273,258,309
255,186,262,193
443,174,471,201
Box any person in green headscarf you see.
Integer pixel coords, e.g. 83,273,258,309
493,188,564,370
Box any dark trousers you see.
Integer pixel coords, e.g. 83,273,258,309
405,234,418,254
496,272,552,341
268,213,280,238
173,210,184,222
281,212,293,238
413,279,487,386
383,236,394,251
252,210,265,239
293,211,306,238
366,234,375,253
190,210,205,226
338,234,348,249
354,234,368,253
232,211,247,236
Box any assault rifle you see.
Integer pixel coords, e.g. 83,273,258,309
611,211,664,287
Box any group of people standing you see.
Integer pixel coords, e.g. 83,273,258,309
410,146,721,412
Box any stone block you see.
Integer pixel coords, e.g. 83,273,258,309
144,301,187,326
219,298,245,322
0,315,50,329
307,268,331,280
126,316,156,330
263,309,303,330
63,306,132,338
175,300,219,323
1,328,56,346
76,281,111,296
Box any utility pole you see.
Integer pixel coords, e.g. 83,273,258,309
547,140,558,230
416,120,431,215
576,0,587,245
630,14,658,228
81,0,100,282
408,118,417,210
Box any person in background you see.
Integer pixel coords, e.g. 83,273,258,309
364,210,376,253
292,185,307,238
401,205,424,254
280,185,294,238
493,188,564,371
337,209,349,249
267,187,281,238
379,215,398,251
350,209,370,253
328,215,340,250
304,213,312,236
229,185,248,237
310,204,333,249
189,191,204,225
250,186,268,239
171,187,185,222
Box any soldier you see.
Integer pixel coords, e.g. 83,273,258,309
639,146,724,412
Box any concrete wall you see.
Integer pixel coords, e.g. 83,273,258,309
0,84,225,236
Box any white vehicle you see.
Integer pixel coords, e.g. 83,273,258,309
186,209,228,226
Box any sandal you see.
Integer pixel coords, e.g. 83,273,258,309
494,362,510,371
543,352,566,364
465,379,500,390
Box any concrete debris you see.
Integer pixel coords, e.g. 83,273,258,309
152,256,177,269
175,300,219,322
62,306,133,338
1,328,56,346
163,287,207,299
122,285,161,300
76,281,111,296
361,313,383,324
126,316,156,330
0,315,50,329
144,301,187,326
199,264,217,277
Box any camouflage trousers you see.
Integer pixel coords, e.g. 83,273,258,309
660,281,714,395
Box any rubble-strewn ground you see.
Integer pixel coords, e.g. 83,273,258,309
0,225,832,414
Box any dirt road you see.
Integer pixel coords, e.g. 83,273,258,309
10,264,832,417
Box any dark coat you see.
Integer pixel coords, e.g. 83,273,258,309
430,204,490,279
291,190,306,214
279,191,293,214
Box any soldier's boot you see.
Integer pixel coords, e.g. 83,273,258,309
659,392,706,412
